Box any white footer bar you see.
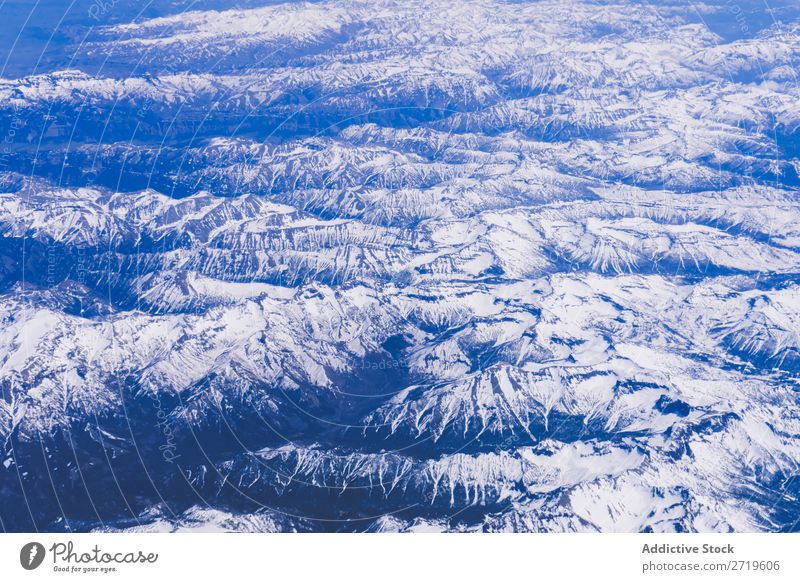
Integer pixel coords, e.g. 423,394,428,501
1,533,798,581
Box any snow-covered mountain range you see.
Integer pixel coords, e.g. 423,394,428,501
1,0,800,532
